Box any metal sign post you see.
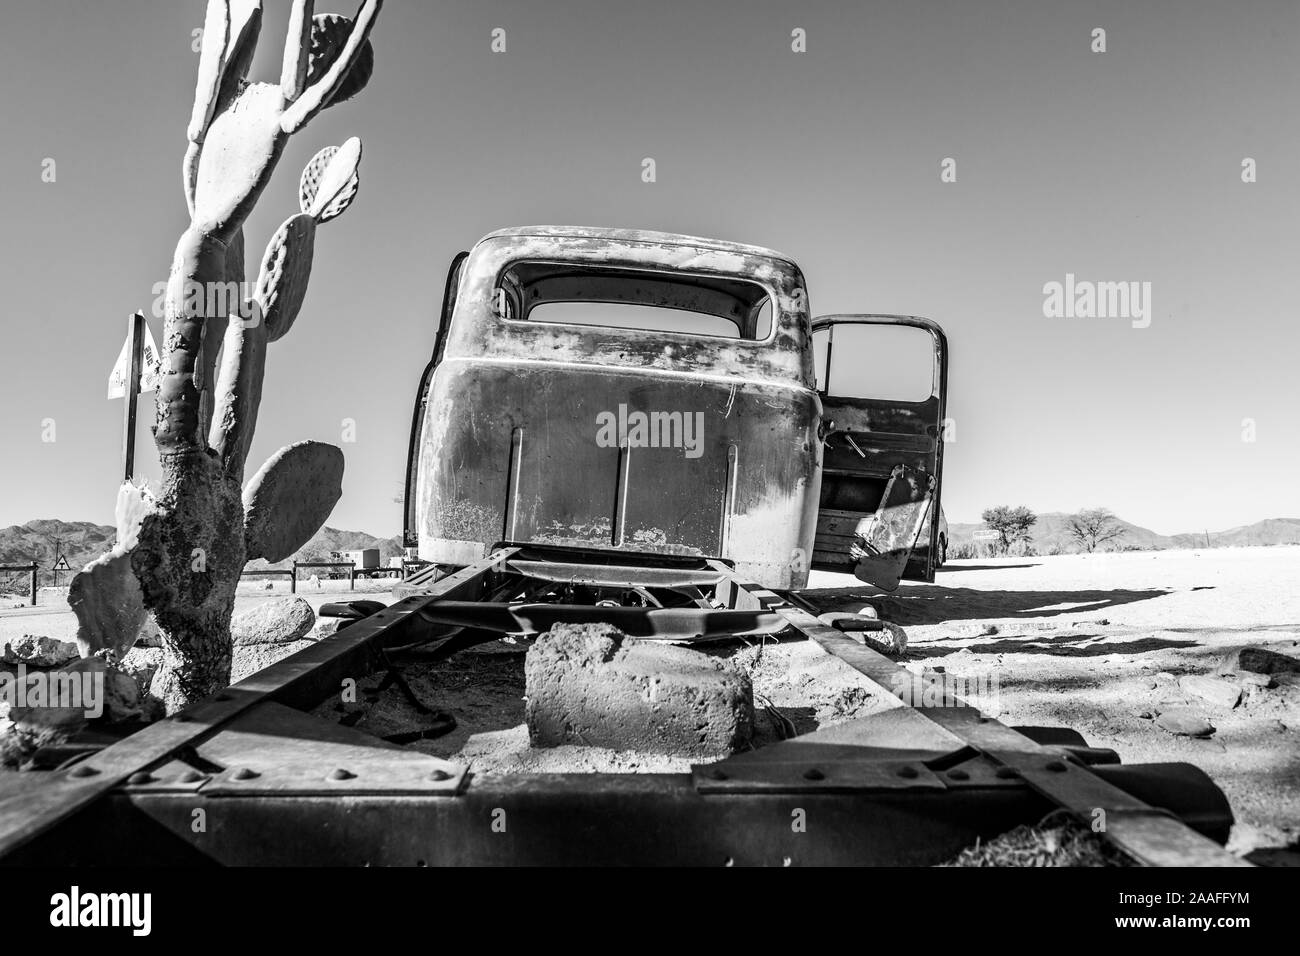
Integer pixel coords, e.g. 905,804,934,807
122,313,144,482
109,312,159,482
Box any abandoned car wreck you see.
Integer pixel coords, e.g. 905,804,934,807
0,226,1239,868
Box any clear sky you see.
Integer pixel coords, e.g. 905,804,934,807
1,0,1296,537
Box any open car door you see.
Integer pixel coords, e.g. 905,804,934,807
811,315,948,590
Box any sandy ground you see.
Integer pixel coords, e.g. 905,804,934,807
4,547,1297,856
807,547,1300,856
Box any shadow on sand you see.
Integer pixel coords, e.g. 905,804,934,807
906,633,1199,659
800,584,1173,626
936,563,1040,572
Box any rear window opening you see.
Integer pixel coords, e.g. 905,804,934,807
496,261,774,341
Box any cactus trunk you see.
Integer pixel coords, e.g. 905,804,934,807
135,448,246,709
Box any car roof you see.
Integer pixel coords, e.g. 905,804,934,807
477,225,798,269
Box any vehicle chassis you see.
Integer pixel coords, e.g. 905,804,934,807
0,546,1242,867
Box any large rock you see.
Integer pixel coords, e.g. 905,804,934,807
525,623,754,757
6,657,107,733
2,635,79,667
1178,675,1242,710
232,597,316,646
1217,646,1300,678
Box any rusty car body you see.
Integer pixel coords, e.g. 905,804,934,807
405,226,947,592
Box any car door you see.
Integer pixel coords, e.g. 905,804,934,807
810,315,948,590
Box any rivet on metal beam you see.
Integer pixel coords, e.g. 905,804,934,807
803,768,825,781
328,768,357,781
179,770,205,784
897,766,919,779
231,767,260,781
127,771,154,785
69,765,99,778
947,769,969,781
708,768,728,781
1045,761,1068,773
428,769,452,782
995,766,1021,779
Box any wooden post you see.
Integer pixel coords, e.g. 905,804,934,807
291,561,298,594
28,562,37,607
122,312,146,482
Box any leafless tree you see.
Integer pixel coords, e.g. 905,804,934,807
1069,508,1125,553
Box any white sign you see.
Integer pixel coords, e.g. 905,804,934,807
972,529,1001,541
108,321,162,399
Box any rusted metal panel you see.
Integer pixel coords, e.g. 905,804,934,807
415,228,822,588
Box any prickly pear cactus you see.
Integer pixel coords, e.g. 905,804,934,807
69,1,384,714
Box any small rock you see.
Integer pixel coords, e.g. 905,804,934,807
103,668,144,723
1156,708,1215,738
866,622,907,655
1217,646,1300,678
1179,675,1242,709
1154,671,1176,683
1135,710,1153,719
1,635,80,667
232,597,316,646
314,619,343,640
120,647,165,695
1239,672,1274,689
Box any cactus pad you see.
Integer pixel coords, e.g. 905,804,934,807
254,213,317,342
299,138,362,223
69,549,148,659
306,13,375,108
243,441,346,563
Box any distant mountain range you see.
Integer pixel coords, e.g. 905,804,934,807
2,512,1298,583
947,513,1300,554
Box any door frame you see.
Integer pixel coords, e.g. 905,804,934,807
811,313,949,583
